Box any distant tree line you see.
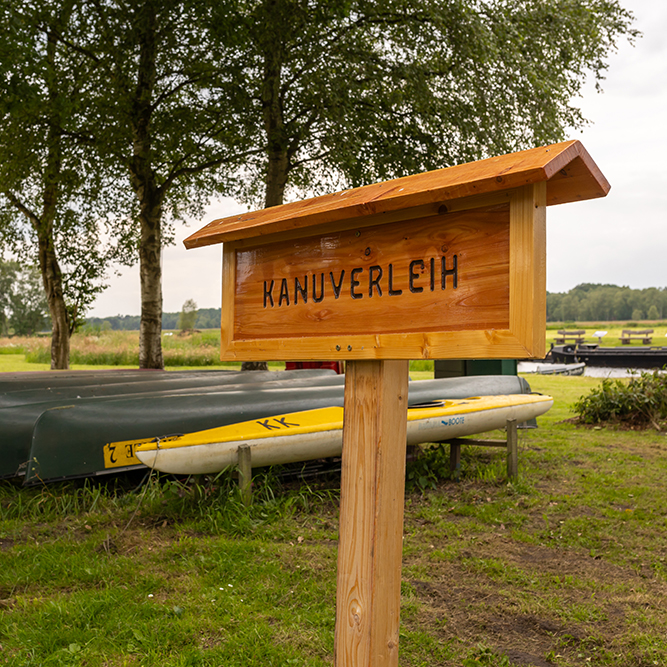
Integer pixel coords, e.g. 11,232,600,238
547,284,667,323
85,308,221,332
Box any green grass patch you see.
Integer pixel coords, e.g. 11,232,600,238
0,344,24,355
546,322,667,347
2,375,667,664
1,332,438,373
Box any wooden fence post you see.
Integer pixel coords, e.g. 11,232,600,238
449,442,462,482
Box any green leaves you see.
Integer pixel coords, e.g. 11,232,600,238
0,0,639,367
177,298,198,333
573,370,667,429
217,0,638,210
0,260,49,336
0,0,133,364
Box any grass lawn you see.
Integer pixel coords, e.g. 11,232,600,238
0,354,435,379
0,354,243,373
2,372,667,665
546,323,667,348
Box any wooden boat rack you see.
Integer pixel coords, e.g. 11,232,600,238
445,418,519,482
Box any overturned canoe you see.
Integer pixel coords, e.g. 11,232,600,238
133,394,554,475
0,368,337,408
536,362,585,376
0,370,340,479
22,375,532,484
0,368,167,393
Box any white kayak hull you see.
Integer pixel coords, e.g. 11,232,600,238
132,394,553,475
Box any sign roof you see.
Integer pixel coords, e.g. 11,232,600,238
185,140,608,249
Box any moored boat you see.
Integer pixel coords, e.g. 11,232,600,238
535,362,585,376
548,344,667,369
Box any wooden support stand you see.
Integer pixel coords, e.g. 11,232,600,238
334,360,409,667
506,418,518,481
447,418,518,482
238,444,252,506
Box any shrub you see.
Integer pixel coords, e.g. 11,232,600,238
406,443,451,491
573,370,667,430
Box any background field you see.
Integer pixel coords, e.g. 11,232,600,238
1,371,666,666
1,321,666,375
545,322,667,349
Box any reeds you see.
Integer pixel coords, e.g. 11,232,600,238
15,330,224,366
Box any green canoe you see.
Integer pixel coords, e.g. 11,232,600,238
1,371,342,479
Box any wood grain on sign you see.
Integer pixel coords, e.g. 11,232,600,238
233,205,509,340
185,140,608,250
510,183,547,358
334,360,409,667
218,183,547,361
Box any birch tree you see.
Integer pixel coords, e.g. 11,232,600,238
59,0,256,368
218,0,638,209
0,0,123,367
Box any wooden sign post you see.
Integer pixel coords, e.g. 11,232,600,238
185,140,609,665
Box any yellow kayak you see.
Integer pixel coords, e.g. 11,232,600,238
126,394,553,475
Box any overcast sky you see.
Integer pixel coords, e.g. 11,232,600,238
89,0,667,318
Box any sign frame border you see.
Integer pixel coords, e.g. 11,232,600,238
219,183,546,362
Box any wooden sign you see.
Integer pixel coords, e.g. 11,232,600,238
235,204,508,336
184,140,609,667
186,140,609,362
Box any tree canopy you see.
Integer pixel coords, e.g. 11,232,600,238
51,0,259,367
178,298,198,332
1,0,638,369
214,0,639,208
0,259,49,335
0,0,127,366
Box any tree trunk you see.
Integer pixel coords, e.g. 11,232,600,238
131,1,164,369
39,25,71,370
243,20,289,373
138,194,164,369
242,361,270,371
262,30,289,209
38,234,70,370
4,191,71,370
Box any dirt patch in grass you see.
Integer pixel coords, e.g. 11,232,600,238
111,525,182,555
406,532,667,665
400,459,667,667
0,537,15,551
